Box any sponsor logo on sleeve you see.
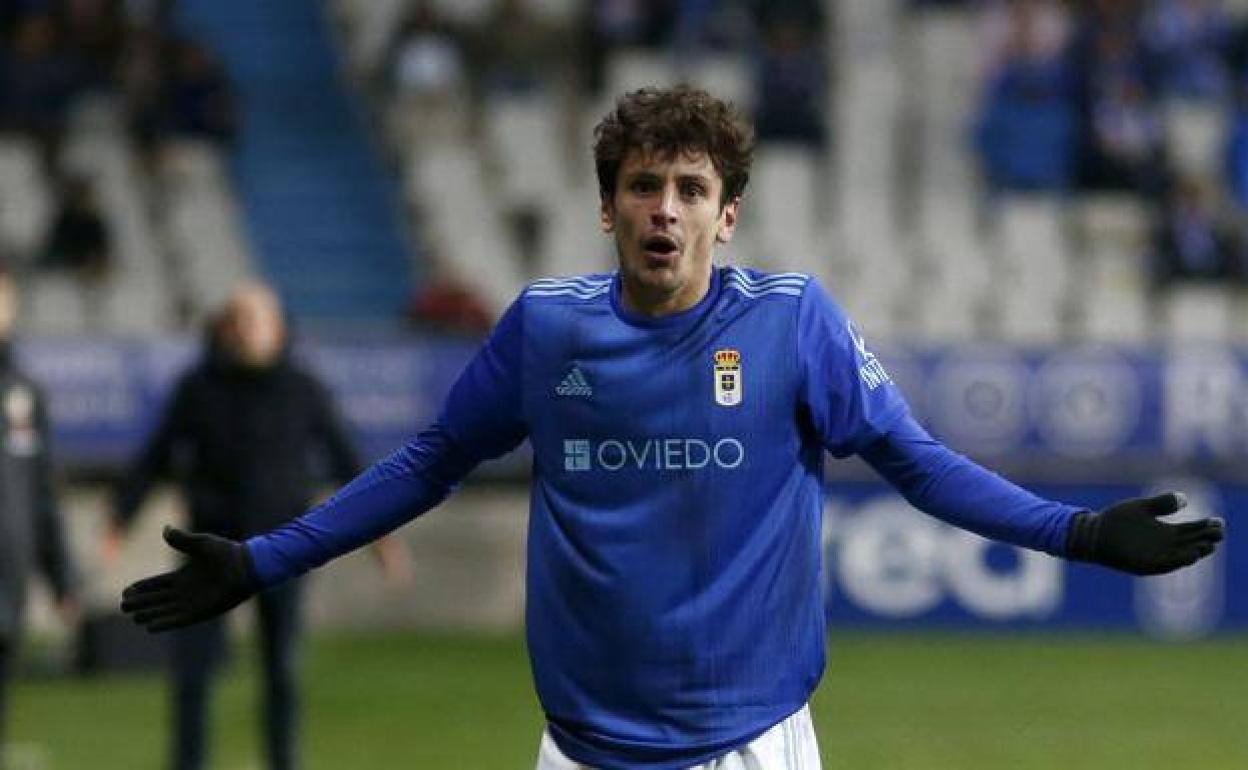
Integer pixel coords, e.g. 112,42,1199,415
847,320,891,391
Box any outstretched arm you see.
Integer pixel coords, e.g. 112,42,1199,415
860,415,1225,574
122,297,529,631
122,423,478,631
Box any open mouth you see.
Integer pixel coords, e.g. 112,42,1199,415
641,233,680,257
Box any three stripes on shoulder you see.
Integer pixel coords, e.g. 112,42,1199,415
526,269,809,300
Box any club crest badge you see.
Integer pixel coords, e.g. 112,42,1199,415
714,349,742,407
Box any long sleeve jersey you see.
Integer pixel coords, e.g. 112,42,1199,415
245,267,1079,770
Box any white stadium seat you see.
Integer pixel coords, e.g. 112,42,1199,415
408,145,525,312
483,94,567,209
1071,195,1154,343
1162,285,1238,343
751,146,826,278
1165,102,1225,179
0,135,53,258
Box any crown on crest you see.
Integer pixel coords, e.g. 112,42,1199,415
715,350,741,366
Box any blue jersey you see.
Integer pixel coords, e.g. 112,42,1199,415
246,266,1078,770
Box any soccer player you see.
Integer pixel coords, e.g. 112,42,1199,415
121,87,1225,770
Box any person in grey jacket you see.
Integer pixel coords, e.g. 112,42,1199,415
0,265,77,757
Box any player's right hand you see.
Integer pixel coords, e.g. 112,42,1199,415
1066,492,1225,576
120,526,257,632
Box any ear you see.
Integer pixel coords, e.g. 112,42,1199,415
600,197,615,234
715,197,740,244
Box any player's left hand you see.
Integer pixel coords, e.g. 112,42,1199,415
1066,491,1225,576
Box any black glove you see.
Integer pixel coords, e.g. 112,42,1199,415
120,526,258,632
1066,492,1225,576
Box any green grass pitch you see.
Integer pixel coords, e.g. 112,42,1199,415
9,631,1247,769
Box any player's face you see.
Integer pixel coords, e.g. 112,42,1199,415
602,149,738,316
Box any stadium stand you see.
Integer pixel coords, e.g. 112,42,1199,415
174,0,412,325
2,0,1248,342
60,96,172,334
160,139,256,324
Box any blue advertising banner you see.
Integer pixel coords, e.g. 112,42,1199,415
879,343,1248,465
14,335,1241,634
14,335,476,468
18,337,1248,471
824,478,1245,637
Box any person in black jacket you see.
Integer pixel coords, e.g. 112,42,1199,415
0,265,77,759
102,282,407,770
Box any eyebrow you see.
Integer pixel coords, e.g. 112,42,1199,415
625,170,713,185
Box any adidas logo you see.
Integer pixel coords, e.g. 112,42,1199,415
555,366,593,397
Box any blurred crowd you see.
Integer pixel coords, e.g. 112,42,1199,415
0,0,234,297
350,0,1248,334
0,0,234,166
970,0,1248,291
3,0,1248,338
370,0,829,146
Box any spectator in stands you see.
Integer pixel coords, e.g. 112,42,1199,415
580,0,676,94
102,282,410,770
56,0,125,90
980,0,1070,69
469,0,567,97
0,12,84,168
589,0,677,50
1069,2,1170,195
751,17,827,147
122,0,174,30
0,261,79,761
972,0,1078,191
384,1,468,146
387,2,465,98
674,0,756,53
117,20,166,161
1139,0,1233,101
38,174,112,280
749,0,824,33
1150,174,1245,286
163,38,236,145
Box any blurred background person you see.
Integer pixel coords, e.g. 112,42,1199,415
38,173,112,280
100,282,409,770
1150,173,1245,285
381,1,469,148
1140,0,1233,102
973,0,1079,192
752,15,828,148
0,11,84,170
1068,0,1171,195
0,262,78,763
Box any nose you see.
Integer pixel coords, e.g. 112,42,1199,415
651,184,678,226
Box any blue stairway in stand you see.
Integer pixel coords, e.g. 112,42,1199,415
175,1,412,325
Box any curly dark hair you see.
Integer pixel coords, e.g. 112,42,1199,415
592,85,755,208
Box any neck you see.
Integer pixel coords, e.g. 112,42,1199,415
620,270,713,318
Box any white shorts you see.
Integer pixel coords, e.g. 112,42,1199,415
535,704,822,770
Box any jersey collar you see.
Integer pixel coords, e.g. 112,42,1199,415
609,266,722,330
